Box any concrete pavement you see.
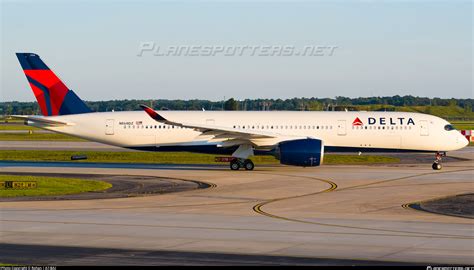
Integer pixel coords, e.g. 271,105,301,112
0,157,473,265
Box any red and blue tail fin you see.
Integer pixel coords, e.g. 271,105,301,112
16,53,91,116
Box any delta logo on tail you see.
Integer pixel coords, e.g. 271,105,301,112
352,117,363,126
16,53,91,116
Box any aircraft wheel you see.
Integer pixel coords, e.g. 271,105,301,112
244,159,254,171
432,162,442,170
230,160,240,170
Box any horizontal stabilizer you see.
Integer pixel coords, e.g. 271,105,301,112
11,115,73,126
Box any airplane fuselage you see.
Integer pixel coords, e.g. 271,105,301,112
29,110,468,154
14,52,469,171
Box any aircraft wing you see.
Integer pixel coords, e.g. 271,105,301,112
11,115,73,126
140,105,302,147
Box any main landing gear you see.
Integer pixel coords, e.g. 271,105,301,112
432,152,445,170
230,158,254,171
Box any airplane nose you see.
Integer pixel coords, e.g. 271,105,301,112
458,133,469,147
463,137,469,147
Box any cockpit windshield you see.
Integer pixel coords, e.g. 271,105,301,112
444,124,456,131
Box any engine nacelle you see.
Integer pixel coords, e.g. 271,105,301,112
275,138,324,167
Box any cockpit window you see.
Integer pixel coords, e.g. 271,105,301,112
444,124,456,131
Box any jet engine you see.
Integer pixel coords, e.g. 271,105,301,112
274,138,324,167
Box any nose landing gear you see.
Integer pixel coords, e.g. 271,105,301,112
432,152,446,170
432,162,442,170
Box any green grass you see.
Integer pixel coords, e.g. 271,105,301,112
0,133,84,141
0,150,277,164
0,150,400,165
0,174,111,197
1,118,23,123
0,124,39,131
323,155,399,164
0,123,82,141
451,121,474,130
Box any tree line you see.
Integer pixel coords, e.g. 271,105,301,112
2,95,473,116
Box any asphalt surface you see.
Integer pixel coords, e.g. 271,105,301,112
0,147,473,265
0,243,421,266
410,193,474,219
0,140,469,164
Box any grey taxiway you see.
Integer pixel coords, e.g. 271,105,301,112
0,147,473,265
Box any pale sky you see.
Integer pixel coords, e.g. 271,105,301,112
1,0,472,102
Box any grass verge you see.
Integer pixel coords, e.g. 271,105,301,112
452,122,474,130
0,124,39,131
0,174,112,197
0,150,400,165
0,133,84,141
323,155,399,164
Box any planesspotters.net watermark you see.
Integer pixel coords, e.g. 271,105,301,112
137,42,338,57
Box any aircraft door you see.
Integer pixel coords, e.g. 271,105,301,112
105,119,114,135
337,120,346,136
420,120,429,136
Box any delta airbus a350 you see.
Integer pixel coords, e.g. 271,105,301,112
13,53,468,170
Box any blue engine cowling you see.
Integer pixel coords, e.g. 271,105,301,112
275,138,324,167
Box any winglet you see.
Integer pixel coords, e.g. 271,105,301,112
139,104,167,121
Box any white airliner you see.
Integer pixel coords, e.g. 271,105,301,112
13,53,468,170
